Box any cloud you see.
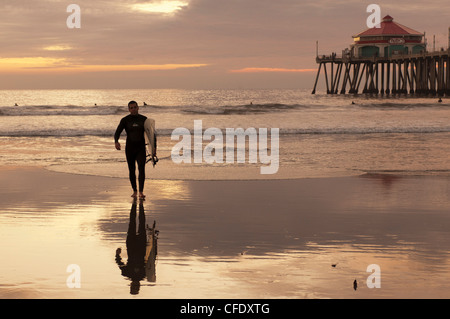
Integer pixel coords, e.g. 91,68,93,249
43,45,73,51
230,67,317,73
0,57,208,73
68,63,209,73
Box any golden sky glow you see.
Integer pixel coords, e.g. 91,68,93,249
0,57,208,73
0,57,68,72
130,1,189,14
43,45,73,51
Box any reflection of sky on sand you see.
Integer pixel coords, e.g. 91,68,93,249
1,168,450,298
146,175,450,298
149,241,450,298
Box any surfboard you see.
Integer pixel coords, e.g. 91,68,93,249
145,221,158,282
144,118,157,165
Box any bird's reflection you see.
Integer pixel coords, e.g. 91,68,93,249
115,198,159,295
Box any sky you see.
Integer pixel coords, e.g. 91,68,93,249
0,0,449,89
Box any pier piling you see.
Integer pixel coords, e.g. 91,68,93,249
312,51,450,96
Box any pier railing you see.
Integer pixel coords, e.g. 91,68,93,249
316,49,450,63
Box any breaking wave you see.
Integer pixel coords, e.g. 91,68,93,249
1,126,449,138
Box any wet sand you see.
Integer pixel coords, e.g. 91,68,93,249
1,166,450,299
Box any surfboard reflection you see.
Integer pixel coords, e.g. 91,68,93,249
115,199,159,295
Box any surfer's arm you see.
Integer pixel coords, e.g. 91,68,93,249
114,119,125,150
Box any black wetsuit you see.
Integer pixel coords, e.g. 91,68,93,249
114,114,147,192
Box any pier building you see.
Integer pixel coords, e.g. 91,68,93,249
312,15,450,96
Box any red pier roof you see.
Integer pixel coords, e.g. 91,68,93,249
354,15,423,37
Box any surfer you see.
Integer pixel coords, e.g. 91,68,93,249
114,101,152,199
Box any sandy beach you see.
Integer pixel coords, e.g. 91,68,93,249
1,165,450,299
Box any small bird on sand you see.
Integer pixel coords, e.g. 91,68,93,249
353,279,357,291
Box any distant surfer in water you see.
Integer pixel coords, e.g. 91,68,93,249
114,101,154,199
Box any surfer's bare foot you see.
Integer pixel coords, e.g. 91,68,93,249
139,193,146,200
131,191,137,198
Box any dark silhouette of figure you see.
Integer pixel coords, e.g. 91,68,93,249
115,199,158,295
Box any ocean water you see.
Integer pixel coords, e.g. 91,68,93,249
0,88,449,179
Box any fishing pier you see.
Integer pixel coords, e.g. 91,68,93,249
312,15,450,96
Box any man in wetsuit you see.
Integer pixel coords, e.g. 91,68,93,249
114,101,151,199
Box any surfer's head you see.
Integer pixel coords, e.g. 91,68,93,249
128,100,139,115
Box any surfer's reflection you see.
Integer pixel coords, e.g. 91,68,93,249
115,199,159,295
